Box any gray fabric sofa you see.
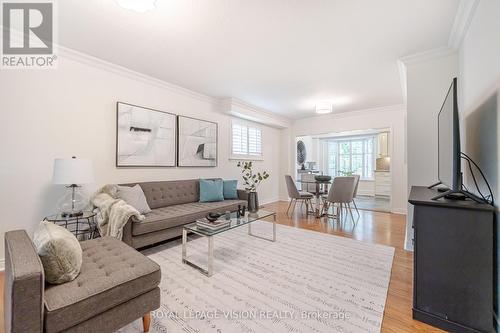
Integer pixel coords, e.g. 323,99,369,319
121,179,248,249
4,230,161,333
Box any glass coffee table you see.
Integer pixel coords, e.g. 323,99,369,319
182,210,276,277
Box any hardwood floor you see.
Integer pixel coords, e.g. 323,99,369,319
262,201,444,333
354,195,391,212
0,201,443,333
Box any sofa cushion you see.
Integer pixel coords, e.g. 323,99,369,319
132,180,200,209
33,221,83,284
43,237,160,333
117,184,152,214
223,180,238,199
132,199,247,236
199,179,224,202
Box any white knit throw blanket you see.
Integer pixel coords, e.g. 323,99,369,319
91,184,144,240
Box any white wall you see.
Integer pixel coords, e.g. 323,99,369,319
284,105,407,214
404,52,458,250
458,0,500,321
460,0,500,114
279,127,293,199
0,50,282,262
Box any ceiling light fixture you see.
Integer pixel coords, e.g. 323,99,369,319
116,0,156,13
315,101,333,114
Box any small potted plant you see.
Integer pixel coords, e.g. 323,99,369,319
237,161,269,214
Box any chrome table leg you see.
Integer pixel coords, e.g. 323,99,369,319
248,213,277,242
207,236,214,276
182,229,215,277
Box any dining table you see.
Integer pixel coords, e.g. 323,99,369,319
297,178,332,218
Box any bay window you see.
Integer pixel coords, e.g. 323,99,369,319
325,136,375,180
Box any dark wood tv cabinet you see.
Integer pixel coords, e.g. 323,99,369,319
409,186,495,333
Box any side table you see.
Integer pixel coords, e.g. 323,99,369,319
44,211,100,241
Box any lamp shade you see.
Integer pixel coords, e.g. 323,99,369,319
52,157,94,185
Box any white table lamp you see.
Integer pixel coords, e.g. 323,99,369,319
53,157,94,217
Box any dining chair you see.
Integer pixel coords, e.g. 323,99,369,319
301,173,317,193
322,176,356,222
352,174,360,215
285,175,314,216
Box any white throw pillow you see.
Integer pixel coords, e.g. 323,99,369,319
117,185,152,214
33,221,83,284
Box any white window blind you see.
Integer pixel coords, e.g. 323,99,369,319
248,127,262,155
232,123,248,155
231,121,263,159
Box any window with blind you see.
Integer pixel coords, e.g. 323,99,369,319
231,121,263,159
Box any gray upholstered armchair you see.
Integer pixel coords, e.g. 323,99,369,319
4,230,161,333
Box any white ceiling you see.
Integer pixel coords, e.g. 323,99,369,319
58,0,460,119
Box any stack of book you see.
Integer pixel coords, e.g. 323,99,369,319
196,218,230,231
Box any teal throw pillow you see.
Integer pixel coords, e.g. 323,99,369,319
223,180,238,199
199,179,224,202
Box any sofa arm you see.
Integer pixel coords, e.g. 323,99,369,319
4,230,44,333
122,218,133,247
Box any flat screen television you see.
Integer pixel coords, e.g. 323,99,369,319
437,77,461,191
430,77,489,203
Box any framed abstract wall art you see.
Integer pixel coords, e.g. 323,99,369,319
177,115,218,167
116,102,176,167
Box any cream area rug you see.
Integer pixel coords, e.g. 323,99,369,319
120,221,395,333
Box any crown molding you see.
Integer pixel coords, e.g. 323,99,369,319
226,98,275,117
397,46,457,106
399,46,457,66
229,97,292,122
57,46,220,105
448,0,479,49
396,0,479,104
398,0,479,66
56,46,294,127
221,97,292,129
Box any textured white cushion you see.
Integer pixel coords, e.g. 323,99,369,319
117,185,152,214
33,221,83,284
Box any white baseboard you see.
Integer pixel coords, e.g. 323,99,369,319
260,197,280,205
275,197,407,215
0,258,5,271
391,208,407,215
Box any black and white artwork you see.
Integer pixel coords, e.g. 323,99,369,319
116,102,176,167
177,116,217,167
